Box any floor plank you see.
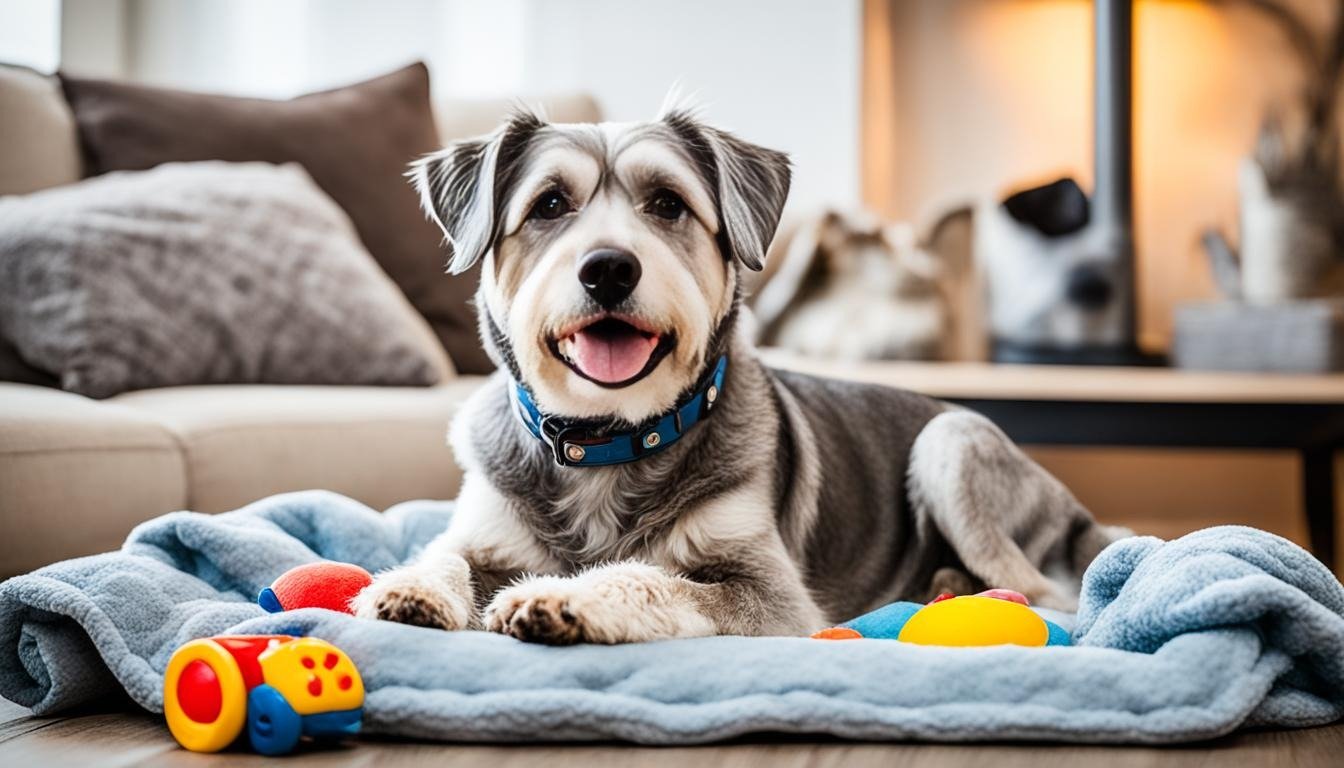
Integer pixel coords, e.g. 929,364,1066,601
2,699,1342,768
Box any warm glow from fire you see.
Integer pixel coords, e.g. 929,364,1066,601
866,0,1308,352
961,1,1093,190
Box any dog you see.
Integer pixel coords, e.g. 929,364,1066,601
351,101,1127,644
751,209,948,360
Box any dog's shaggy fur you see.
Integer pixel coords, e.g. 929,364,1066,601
352,103,1127,644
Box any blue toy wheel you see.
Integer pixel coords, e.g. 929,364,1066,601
247,684,302,756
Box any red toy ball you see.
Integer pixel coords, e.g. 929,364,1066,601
258,562,372,615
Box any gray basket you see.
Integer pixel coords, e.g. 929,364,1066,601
1173,300,1344,373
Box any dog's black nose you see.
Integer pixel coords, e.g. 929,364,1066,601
578,249,641,308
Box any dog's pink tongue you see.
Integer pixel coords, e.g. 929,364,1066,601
570,328,658,384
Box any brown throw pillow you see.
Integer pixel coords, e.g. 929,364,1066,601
59,62,491,373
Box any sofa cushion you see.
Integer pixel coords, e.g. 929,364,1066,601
59,62,493,374
111,379,485,514
0,64,81,196
0,161,453,398
0,383,187,578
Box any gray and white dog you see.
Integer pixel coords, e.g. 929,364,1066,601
351,102,1127,643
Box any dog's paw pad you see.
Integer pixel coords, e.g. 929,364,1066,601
353,576,466,631
374,589,458,629
486,592,584,645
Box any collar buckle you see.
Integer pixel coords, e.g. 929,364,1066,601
540,418,591,467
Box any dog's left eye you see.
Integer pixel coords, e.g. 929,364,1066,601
647,189,686,221
528,190,571,221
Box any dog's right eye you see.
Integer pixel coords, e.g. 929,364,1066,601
647,189,686,221
528,190,571,221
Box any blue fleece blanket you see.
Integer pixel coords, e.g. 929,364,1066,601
2,491,1342,744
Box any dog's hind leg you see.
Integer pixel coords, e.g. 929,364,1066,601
907,410,1125,611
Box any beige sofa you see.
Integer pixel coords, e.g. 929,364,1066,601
0,65,600,578
0,380,487,577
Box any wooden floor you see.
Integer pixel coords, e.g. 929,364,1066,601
3,699,1343,768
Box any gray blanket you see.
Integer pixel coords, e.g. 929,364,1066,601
2,491,1342,743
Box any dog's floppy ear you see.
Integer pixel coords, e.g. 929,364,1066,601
663,109,792,272
408,111,544,275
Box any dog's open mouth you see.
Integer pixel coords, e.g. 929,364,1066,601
548,316,675,388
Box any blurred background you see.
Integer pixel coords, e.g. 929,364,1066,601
0,0,862,209
1,0,1341,576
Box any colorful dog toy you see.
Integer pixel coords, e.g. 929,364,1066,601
164,634,364,755
812,588,1071,647
258,561,372,615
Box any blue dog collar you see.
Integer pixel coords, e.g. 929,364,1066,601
511,356,728,467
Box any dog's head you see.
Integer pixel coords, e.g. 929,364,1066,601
409,105,790,424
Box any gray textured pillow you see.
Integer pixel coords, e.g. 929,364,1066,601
0,161,452,398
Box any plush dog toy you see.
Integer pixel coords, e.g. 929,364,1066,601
812,588,1071,647
258,562,372,615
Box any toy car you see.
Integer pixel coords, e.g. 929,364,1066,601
163,634,364,755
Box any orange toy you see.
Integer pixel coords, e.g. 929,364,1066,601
257,562,372,614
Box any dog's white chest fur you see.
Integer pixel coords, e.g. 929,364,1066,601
553,468,656,561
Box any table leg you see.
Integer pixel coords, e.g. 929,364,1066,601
1303,446,1337,573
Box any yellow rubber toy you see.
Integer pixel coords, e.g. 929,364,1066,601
897,595,1048,647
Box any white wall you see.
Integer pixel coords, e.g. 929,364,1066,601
60,0,128,78
515,0,863,209
52,0,861,210
0,0,61,71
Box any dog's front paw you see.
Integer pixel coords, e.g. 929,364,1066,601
351,569,471,630
484,563,715,645
484,578,585,645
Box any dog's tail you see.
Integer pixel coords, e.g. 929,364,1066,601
1072,522,1135,576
